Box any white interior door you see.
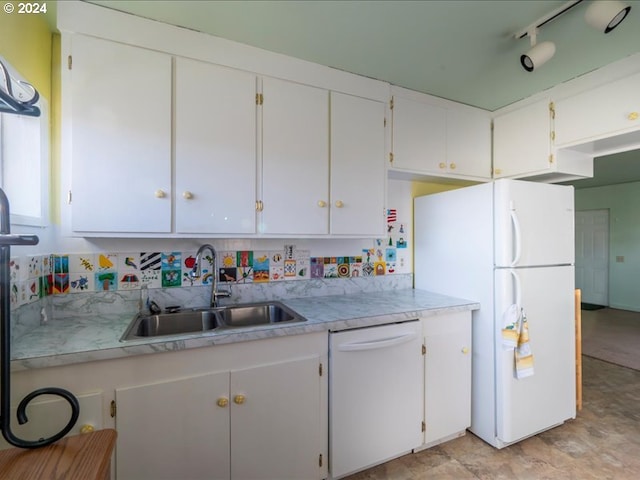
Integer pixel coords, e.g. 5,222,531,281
575,209,609,306
494,266,576,445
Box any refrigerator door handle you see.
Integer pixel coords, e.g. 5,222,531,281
510,269,522,306
509,203,522,267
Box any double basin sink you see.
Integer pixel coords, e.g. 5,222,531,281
120,301,307,341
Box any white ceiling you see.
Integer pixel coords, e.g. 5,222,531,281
46,1,640,188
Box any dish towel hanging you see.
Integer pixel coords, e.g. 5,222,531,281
501,304,535,379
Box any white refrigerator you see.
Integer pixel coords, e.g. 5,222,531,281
414,179,576,448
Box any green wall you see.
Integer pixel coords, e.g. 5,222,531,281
575,182,640,311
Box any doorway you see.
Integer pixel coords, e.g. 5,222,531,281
575,209,609,307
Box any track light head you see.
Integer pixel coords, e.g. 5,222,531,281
520,30,556,72
521,40,556,72
585,0,632,33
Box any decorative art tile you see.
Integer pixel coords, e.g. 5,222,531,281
54,273,70,294
140,252,162,271
69,254,96,273
236,267,254,283
161,252,181,270
27,256,41,279
97,253,117,272
310,258,324,279
220,251,237,268
219,267,237,283
95,272,117,291
69,273,94,292
236,251,253,268
269,266,284,281
119,253,140,272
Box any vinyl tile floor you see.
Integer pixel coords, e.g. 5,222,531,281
344,356,640,479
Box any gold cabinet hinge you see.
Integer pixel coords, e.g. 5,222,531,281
256,93,264,105
549,101,555,119
67,190,72,205
549,154,555,164
390,97,394,110
68,55,72,70
255,200,264,212
384,117,387,128
550,131,556,141
389,152,394,164
421,421,426,432
319,363,323,377
110,400,116,418
319,454,323,467
422,344,426,355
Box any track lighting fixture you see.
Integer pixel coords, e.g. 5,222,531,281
584,0,631,33
520,30,556,72
514,0,633,73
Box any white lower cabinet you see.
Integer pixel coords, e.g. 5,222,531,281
0,391,104,450
419,311,472,449
116,354,326,480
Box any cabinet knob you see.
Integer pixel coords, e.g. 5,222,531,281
461,347,470,354
438,162,446,169
335,200,344,208
449,163,456,170
317,200,327,208
154,189,166,198
79,424,95,434
217,397,229,408
233,394,246,405
182,191,193,200
629,112,639,121
494,168,502,175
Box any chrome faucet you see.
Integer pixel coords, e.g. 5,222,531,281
190,244,231,308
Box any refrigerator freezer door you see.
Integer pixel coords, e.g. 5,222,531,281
494,179,574,267
494,266,576,446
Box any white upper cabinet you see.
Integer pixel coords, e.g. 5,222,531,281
175,57,257,234
446,107,491,179
260,77,330,235
390,92,491,180
554,71,640,147
493,98,593,183
391,95,446,173
69,34,172,233
330,92,386,236
493,98,553,179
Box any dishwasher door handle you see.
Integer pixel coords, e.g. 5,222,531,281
337,332,418,352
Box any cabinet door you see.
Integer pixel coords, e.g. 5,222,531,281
330,92,385,236
230,356,324,480
0,392,103,450
493,99,552,178
423,312,472,446
391,95,446,172
115,372,230,480
70,34,172,233
261,77,329,235
175,58,257,234
446,108,491,179
555,71,640,146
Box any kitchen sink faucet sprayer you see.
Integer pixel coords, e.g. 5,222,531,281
190,244,231,308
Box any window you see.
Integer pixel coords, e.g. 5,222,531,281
0,60,48,227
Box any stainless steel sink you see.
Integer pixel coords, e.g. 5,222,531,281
214,302,304,328
120,301,306,341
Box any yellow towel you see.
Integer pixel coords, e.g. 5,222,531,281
501,304,534,379
515,309,534,379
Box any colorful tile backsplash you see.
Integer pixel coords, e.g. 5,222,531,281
9,242,409,310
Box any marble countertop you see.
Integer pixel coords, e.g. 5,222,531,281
10,289,479,371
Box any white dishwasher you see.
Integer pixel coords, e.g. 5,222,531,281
329,320,423,479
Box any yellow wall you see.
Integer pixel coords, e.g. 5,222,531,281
0,11,52,101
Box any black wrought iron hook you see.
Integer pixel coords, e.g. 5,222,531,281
0,188,80,448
